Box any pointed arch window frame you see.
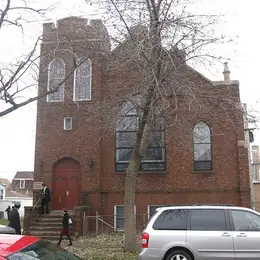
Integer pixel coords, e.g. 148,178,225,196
193,121,213,171
47,58,65,102
73,57,92,101
115,99,166,172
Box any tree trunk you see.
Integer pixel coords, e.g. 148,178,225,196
124,1,162,251
124,167,138,251
124,111,151,251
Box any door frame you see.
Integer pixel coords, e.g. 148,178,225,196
52,157,81,210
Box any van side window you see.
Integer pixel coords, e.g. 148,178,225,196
153,209,187,230
231,210,260,231
190,209,226,231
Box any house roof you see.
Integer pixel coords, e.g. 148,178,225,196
0,178,10,187
13,171,34,179
5,190,32,198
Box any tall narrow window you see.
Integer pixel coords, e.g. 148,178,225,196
74,57,92,101
47,58,65,102
115,100,165,171
20,180,25,189
193,121,212,171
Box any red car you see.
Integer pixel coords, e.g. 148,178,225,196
0,235,81,259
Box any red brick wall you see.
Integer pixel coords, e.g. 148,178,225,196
34,17,251,231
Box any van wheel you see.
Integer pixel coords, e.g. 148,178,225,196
166,250,192,260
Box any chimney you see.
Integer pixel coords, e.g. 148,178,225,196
223,62,231,83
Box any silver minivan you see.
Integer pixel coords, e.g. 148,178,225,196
139,205,260,260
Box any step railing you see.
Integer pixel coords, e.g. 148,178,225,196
23,196,42,235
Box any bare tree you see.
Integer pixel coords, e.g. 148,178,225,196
85,0,251,251
0,0,78,117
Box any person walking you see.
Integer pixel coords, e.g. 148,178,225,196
5,206,11,220
8,202,21,235
41,183,51,214
57,209,72,246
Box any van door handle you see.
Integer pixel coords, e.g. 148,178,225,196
237,233,247,237
221,232,231,237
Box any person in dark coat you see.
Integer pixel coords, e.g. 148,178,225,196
57,209,72,246
8,202,21,235
41,183,51,214
5,206,11,220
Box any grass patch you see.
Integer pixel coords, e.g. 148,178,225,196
0,218,23,229
62,233,140,260
0,219,8,226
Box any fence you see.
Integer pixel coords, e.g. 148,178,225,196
82,212,149,236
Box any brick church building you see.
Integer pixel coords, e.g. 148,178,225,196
34,17,251,230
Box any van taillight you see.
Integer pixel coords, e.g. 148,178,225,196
141,232,149,248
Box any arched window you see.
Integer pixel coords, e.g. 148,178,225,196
47,58,65,102
74,57,92,101
115,100,165,171
193,121,212,171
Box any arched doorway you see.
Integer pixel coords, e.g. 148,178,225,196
52,158,81,210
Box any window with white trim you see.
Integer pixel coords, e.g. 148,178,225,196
47,58,65,102
20,180,25,189
193,121,212,171
74,57,92,101
115,100,165,171
0,190,3,200
0,212,4,219
148,205,164,219
114,205,136,231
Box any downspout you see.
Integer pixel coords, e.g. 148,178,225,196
243,103,254,208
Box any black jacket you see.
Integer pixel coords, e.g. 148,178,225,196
62,212,69,228
41,187,51,201
8,208,21,235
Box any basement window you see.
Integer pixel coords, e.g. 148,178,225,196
114,205,136,231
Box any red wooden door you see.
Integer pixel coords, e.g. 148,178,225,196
52,158,80,210
53,175,66,210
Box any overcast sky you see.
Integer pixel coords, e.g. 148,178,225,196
0,0,259,180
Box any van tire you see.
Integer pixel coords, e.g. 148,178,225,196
165,250,192,260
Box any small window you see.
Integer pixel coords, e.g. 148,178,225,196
190,209,226,231
74,57,92,101
20,180,25,189
0,190,3,200
0,212,4,219
153,209,187,230
64,117,72,130
56,176,65,181
231,210,260,231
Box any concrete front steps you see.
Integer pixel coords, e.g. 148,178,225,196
24,210,64,241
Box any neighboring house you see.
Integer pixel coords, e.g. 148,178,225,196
5,190,33,218
9,171,34,196
0,183,9,219
33,17,250,231
0,184,32,218
0,179,10,189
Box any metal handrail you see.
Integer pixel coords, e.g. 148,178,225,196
32,198,41,212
